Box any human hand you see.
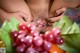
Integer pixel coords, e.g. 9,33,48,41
47,7,66,23
0,0,33,23
0,9,29,23
49,0,80,18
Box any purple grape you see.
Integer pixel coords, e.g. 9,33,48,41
19,23,28,31
18,30,28,36
10,30,19,39
56,37,64,45
30,30,39,37
43,40,52,51
34,46,43,52
40,34,45,39
16,44,26,53
15,35,25,45
33,36,43,46
25,47,38,53
52,28,61,37
41,51,50,53
23,36,33,47
27,23,36,31
45,31,54,42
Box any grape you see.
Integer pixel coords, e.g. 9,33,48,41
12,40,17,47
45,31,54,42
16,44,26,53
25,47,38,53
33,36,43,46
56,37,64,45
16,35,25,45
52,28,61,37
30,30,39,37
10,30,19,39
40,34,45,39
27,23,36,31
43,40,52,51
24,36,33,47
41,51,50,53
19,23,28,31
34,47,43,52
18,30,28,36
10,22,63,53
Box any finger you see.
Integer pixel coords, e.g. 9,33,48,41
16,16,25,23
19,12,28,21
56,7,66,16
49,0,64,17
19,12,33,22
47,13,64,22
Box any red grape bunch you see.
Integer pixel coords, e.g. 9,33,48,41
10,23,64,53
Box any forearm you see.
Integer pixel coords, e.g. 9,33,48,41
0,0,26,12
0,0,32,17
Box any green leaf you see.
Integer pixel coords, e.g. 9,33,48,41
58,42,80,53
10,17,19,29
53,15,80,52
61,22,80,35
69,22,80,34
53,16,72,34
60,16,72,32
1,21,17,32
64,33,80,49
0,29,13,53
0,17,20,53
61,26,72,35
1,21,10,32
53,22,59,27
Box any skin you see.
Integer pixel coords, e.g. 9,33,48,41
0,0,80,24
49,0,80,22
26,0,50,22
0,0,32,23
0,8,27,23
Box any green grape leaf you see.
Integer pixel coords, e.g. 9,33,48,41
53,22,59,27
10,17,20,30
0,29,13,53
0,17,20,53
58,42,80,53
53,16,80,52
68,22,80,34
64,33,80,49
54,16,72,29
